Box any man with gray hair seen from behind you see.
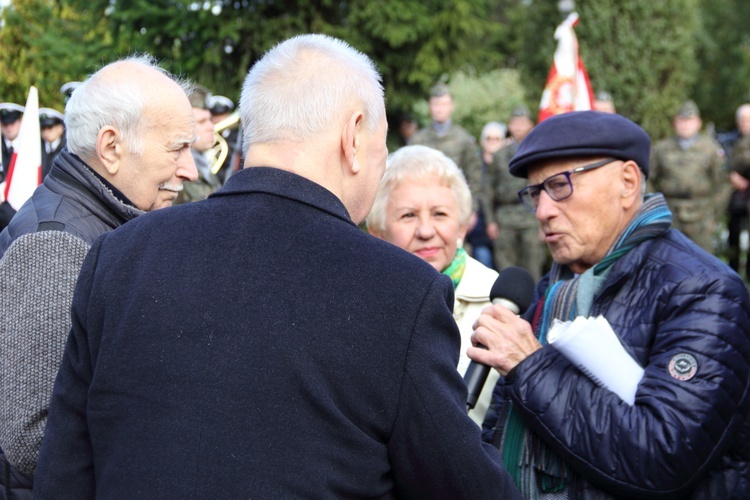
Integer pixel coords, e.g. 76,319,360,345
472,111,750,497
34,34,519,499
0,54,197,497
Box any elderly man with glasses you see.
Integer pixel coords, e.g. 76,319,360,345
471,111,750,498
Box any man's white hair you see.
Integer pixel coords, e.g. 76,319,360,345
239,34,384,148
65,54,193,160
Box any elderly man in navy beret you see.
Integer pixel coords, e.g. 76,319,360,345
470,111,750,497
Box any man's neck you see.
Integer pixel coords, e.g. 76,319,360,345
432,120,452,136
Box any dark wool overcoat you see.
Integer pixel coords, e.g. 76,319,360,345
34,167,519,499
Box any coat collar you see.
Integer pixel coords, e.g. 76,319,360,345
455,256,498,303
212,167,356,227
47,148,144,225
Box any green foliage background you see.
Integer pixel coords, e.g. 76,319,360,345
0,0,747,141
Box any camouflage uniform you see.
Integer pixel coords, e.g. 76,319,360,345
410,123,484,211
486,141,547,280
650,134,727,253
174,150,222,205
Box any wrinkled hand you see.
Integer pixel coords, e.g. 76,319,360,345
467,303,542,376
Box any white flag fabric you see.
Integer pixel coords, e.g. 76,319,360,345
4,86,42,210
538,12,594,123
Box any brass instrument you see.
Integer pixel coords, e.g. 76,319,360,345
208,111,241,175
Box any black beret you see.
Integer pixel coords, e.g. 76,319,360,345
509,110,651,179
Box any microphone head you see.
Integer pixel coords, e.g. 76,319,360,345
490,266,535,314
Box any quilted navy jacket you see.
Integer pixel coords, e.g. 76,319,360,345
484,229,750,498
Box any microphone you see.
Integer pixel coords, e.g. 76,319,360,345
464,266,535,412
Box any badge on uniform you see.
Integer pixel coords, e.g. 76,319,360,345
668,353,698,381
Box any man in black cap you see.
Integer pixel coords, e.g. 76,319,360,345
470,110,750,497
0,103,25,182
38,108,66,178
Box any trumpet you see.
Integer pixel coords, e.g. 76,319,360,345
207,112,241,175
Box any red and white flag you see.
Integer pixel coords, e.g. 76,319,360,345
538,12,594,123
3,86,42,210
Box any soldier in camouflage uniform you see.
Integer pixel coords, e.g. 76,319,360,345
410,84,484,212
725,111,750,280
175,86,222,204
649,100,728,253
485,105,547,280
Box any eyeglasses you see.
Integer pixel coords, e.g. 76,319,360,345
517,158,618,212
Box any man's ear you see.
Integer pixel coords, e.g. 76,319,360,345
96,126,122,176
341,111,365,174
621,160,642,209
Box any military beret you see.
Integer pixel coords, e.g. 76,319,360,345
675,99,700,119
510,104,531,119
509,110,651,179
0,103,25,125
189,85,212,109
430,83,451,98
207,95,235,115
39,108,65,128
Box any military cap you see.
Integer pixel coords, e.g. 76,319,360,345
188,85,212,109
207,95,234,115
39,108,65,128
60,81,82,103
0,103,25,125
675,100,700,119
510,104,531,119
508,110,651,179
430,83,451,98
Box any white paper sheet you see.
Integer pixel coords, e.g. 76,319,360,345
548,315,644,405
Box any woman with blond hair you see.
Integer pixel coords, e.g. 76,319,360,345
367,145,500,425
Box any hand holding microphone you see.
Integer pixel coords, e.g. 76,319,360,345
464,266,535,412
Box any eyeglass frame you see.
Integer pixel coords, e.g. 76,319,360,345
517,158,619,213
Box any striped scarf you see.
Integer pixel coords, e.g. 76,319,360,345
501,193,672,498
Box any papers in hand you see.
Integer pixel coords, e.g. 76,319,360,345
548,315,644,405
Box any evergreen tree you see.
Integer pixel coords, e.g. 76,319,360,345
693,0,750,132
577,0,699,140
0,0,112,109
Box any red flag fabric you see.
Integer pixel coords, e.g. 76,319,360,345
3,86,42,210
538,12,595,123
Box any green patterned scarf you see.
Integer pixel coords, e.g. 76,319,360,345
501,193,672,498
442,247,467,290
